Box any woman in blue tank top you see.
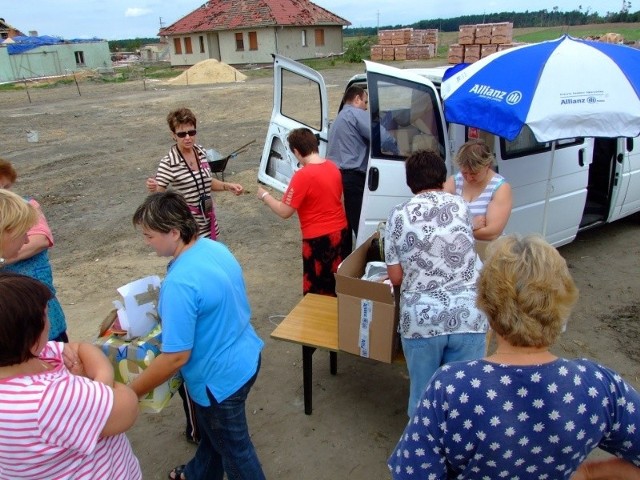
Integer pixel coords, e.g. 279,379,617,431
444,139,513,241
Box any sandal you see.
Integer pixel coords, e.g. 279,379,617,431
168,465,187,480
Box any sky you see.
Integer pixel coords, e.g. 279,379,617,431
1,1,628,41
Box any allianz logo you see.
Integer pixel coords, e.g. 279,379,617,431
469,84,522,105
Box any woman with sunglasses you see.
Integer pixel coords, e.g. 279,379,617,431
146,107,244,240
444,139,512,242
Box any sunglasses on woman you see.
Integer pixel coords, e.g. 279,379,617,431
175,130,197,138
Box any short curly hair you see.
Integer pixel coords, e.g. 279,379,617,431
477,235,578,348
166,108,197,133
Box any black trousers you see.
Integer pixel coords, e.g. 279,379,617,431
340,169,366,240
178,383,200,443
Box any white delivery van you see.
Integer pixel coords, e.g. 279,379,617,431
258,54,640,248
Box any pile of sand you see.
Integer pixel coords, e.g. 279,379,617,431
166,59,247,85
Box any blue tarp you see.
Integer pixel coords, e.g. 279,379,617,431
6,35,104,55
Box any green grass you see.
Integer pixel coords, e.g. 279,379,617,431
140,65,185,79
515,25,640,43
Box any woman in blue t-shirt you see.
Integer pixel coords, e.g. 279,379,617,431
130,191,265,480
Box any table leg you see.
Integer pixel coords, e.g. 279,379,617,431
330,351,337,375
302,345,316,415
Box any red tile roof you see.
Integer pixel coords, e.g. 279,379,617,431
159,0,351,36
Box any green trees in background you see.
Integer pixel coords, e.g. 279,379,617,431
108,38,158,52
344,7,640,37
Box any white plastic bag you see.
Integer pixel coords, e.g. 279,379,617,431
112,275,161,340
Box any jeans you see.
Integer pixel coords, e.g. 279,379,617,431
184,357,265,480
340,169,366,238
402,333,486,417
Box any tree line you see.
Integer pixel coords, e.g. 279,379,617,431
108,38,158,52
344,8,640,36
107,7,639,51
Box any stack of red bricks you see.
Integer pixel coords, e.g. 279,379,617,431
371,28,438,62
448,22,518,64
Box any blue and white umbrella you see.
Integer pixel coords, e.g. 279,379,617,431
441,34,640,142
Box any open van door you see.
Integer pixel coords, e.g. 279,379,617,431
610,137,640,220
258,55,329,192
357,61,451,247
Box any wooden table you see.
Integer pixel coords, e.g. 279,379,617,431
271,293,339,415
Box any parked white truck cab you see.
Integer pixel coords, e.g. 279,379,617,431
258,55,640,248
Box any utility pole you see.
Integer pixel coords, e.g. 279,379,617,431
377,10,380,33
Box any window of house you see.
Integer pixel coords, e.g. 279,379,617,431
235,32,244,51
199,36,205,53
174,37,182,54
301,30,307,47
249,31,258,51
184,37,193,54
74,51,85,66
314,29,325,46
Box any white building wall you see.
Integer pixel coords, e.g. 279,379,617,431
168,25,344,66
272,26,344,60
4,41,110,81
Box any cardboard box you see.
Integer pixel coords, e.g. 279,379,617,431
394,45,407,60
448,44,464,64
95,324,182,413
378,30,393,45
370,45,383,61
335,233,399,363
464,44,481,63
458,25,476,45
491,22,513,44
391,28,413,45
481,44,498,58
423,29,439,44
410,30,424,45
407,44,434,60
475,24,493,44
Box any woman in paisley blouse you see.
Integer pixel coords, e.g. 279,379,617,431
384,150,488,417
389,234,640,479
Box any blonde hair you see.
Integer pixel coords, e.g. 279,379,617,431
0,189,38,257
477,235,578,348
455,139,494,173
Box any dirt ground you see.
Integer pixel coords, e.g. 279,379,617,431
2,60,640,479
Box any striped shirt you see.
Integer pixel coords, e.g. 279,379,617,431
0,342,141,479
155,144,218,238
454,171,505,217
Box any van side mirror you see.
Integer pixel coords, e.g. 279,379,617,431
627,138,634,152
